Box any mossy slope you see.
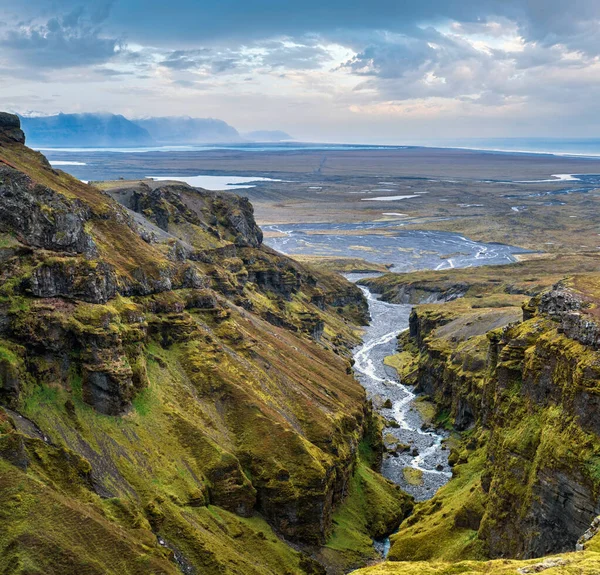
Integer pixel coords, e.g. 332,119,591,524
0,118,410,574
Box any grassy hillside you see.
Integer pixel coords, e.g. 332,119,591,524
0,115,412,574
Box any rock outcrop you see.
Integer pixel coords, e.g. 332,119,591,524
0,114,404,575
0,112,25,144
388,284,600,561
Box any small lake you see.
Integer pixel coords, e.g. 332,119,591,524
147,174,284,190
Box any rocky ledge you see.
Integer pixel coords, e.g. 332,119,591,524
0,113,406,575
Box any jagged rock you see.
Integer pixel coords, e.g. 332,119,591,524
535,287,600,348
576,515,600,550
224,196,263,247
0,112,25,144
82,365,135,416
26,259,118,304
538,287,582,316
0,166,97,256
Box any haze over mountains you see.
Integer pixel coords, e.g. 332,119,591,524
19,113,292,148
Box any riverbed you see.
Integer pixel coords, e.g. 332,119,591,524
348,280,451,500
263,222,524,554
264,225,523,486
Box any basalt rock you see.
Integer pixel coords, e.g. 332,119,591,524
0,112,25,144
0,165,97,256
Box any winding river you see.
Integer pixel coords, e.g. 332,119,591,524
348,280,451,501
263,224,525,553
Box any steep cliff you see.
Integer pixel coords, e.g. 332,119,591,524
0,114,410,575
374,267,600,565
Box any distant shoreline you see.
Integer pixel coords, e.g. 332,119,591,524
34,141,600,160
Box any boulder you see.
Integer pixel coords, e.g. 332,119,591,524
0,113,25,144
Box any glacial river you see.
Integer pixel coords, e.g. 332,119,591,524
348,280,451,500
263,224,524,553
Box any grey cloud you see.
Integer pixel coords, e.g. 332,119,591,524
94,67,133,76
159,49,240,74
4,0,600,57
160,49,212,70
260,41,332,69
211,58,238,73
1,8,123,69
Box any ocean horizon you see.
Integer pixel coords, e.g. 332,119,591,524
35,138,600,159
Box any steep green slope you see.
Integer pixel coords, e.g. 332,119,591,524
360,262,600,571
0,113,412,574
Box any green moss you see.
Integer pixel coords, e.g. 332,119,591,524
0,342,18,365
353,549,600,574
402,467,424,486
384,351,419,383
388,447,487,563
318,451,413,573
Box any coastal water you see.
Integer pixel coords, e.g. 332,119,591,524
38,138,600,158
147,174,284,191
433,137,600,158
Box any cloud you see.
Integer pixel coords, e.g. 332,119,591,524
0,6,123,69
2,0,600,141
260,41,333,70
159,49,212,71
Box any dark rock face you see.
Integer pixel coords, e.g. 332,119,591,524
206,457,257,517
405,294,600,559
0,113,25,144
538,288,600,349
0,165,97,256
223,196,263,247
0,358,20,405
526,469,600,556
82,368,135,416
27,260,118,304
113,183,263,249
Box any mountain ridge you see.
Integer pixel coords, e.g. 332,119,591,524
18,112,291,147
0,112,410,575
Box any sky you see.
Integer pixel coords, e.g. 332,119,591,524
0,0,599,143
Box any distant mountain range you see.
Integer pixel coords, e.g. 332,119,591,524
135,116,243,144
19,112,292,147
20,113,154,148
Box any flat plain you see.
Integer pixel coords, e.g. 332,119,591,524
55,145,600,254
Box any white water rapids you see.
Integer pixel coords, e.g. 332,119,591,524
349,282,452,557
351,284,452,498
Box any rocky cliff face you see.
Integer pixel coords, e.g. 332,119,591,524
0,113,25,144
0,114,404,575
390,284,600,561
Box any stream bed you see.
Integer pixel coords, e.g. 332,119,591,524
263,223,525,555
349,281,451,500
